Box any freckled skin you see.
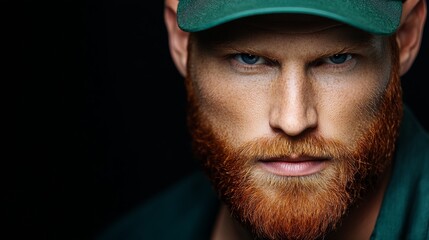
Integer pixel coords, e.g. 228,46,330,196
188,15,391,149
185,14,401,240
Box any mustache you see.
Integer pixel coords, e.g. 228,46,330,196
235,134,353,161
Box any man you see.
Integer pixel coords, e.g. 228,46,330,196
99,0,428,239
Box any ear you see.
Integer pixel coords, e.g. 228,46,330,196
396,0,427,76
164,0,189,77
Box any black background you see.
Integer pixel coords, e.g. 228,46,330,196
7,0,428,239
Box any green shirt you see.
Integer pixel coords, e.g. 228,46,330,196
99,106,429,240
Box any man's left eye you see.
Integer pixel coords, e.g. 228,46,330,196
327,54,352,64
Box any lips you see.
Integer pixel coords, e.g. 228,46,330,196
258,155,329,176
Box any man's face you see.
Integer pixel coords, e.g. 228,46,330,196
185,14,402,240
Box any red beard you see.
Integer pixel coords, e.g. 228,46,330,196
185,36,402,240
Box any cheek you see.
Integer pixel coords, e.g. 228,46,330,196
316,70,390,145
191,70,271,145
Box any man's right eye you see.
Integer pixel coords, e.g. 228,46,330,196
234,54,265,65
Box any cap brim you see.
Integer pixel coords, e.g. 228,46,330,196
177,0,402,35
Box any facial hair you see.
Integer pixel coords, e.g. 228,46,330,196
184,36,403,240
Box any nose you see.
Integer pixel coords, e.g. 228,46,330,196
269,67,318,137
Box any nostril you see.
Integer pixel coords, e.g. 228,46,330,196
269,104,318,137
269,114,315,137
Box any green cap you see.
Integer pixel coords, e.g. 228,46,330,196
177,0,403,35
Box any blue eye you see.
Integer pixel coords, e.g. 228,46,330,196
236,54,262,65
328,54,352,64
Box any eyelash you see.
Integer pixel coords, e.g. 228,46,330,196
229,53,274,71
229,52,356,72
313,53,354,66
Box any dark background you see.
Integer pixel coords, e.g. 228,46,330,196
7,0,428,239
